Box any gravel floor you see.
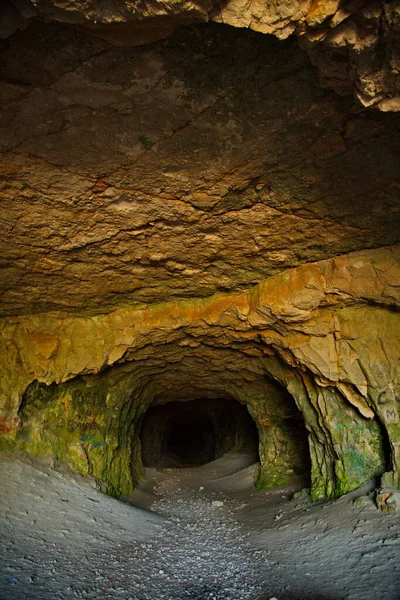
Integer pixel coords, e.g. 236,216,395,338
86,476,272,600
0,455,274,600
1,453,399,600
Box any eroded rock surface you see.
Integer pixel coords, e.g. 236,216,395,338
1,22,399,316
0,8,399,507
1,246,399,500
2,0,400,109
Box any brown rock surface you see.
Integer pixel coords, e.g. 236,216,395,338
0,9,399,502
1,21,399,316
2,0,399,109
0,246,399,497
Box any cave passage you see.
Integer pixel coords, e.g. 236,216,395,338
140,398,259,468
165,414,216,466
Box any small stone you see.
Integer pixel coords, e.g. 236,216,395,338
376,489,400,513
353,496,368,508
292,488,310,500
211,500,224,507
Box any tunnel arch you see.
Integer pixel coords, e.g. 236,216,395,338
0,7,398,510
14,326,389,500
133,367,313,490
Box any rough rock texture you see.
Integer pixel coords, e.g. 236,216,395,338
214,0,400,111
1,0,400,110
298,1,400,112
1,246,399,499
1,22,400,316
0,11,399,507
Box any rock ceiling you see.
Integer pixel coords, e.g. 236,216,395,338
0,6,399,315
2,0,400,109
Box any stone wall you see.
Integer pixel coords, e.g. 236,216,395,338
0,8,399,504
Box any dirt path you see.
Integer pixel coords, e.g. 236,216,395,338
0,453,399,600
87,472,272,599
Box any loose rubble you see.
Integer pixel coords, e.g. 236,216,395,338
87,476,272,600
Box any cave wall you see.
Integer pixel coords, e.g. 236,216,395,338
1,246,398,498
1,21,400,316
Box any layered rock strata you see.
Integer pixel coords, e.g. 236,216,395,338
0,11,399,506
1,22,399,316
1,246,399,499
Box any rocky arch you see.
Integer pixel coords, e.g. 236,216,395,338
2,247,398,500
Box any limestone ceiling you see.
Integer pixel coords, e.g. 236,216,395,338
1,0,399,110
1,17,399,316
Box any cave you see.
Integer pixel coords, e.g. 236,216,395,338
139,390,311,479
142,401,219,468
143,401,217,467
141,398,263,467
18,366,313,493
165,415,215,465
163,411,216,467
0,1,399,598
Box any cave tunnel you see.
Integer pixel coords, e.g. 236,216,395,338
1,4,400,598
140,398,259,468
0,0,398,506
164,413,216,466
15,338,388,504
137,382,312,488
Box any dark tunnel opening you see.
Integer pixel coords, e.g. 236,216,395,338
140,398,259,468
164,414,216,466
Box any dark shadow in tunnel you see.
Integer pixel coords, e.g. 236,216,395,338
140,398,259,469
164,413,216,466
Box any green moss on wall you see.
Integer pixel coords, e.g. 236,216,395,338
13,373,142,497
